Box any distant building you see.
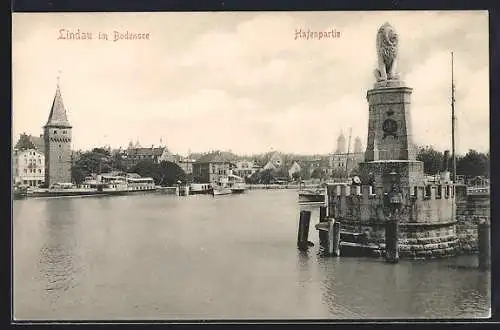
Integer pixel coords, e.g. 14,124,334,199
177,158,195,175
329,134,365,176
13,149,45,186
43,83,72,186
288,161,301,178
263,151,283,170
192,152,235,185
122,144,166,169
233,160,259,178
335,131,346,154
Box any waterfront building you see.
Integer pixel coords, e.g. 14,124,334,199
43,83,72,186
192,151,235,185
177,158,195,175
13,149,45,186
233,160,259,178
122,144,166,169
288,161,301,178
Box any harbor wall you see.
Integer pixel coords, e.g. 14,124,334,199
455,185,490,254
326,183,458,259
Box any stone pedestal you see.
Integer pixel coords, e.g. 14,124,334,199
359,160,424,198
365,85,417,162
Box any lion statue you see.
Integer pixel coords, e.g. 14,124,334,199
374,22,399,82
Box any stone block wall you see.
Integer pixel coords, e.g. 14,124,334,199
456,194,490,253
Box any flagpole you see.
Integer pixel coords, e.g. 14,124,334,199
451,52,456,183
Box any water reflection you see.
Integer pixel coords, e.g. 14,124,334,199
38,199,81,300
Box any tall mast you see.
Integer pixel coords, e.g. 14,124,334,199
345,127,352,178
451,52,456,183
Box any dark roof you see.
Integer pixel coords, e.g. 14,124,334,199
29,135,45,151
125,147,165,157
195,152,235,164
45,85,71,128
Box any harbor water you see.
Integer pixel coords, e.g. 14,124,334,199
13,190,490,320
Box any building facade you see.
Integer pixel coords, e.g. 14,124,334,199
44,84,72,186
192,152,235,185
13,149,45,186
122,145,166,169
330,133,365,176
177,158,195,175
233,160,259,178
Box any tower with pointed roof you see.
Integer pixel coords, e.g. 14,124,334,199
354,136,363,153
335,131,346,154
43,81,72,186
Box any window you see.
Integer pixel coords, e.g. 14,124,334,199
59,156,62,160
59,144,61,148
63,130,67,134
54,130,57,134
24,169,27,173
436,185,442,199
425,185,431,198
38,159,41,164
38,169,42,173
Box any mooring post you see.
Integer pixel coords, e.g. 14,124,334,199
385,218,399,263
478,220,491,271
327,219,341,256
319,206,328,245
297,210,311,250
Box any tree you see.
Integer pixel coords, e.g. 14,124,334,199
311,167,327,180
330,167,347,179
157,161,187,186
92,147,110,156
70,149,113,184
15,133,36,150
457,149,489,178
272,167,290,181
291,171,301,182
259,169,273,184
129,160,187,186
299,166,311,180
110,152,127,171
130,159,161,183
416,146,444,175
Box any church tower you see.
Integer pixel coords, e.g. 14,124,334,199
354,136,363,153
335,131,346,154
43,81,72,186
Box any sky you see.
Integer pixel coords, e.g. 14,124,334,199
12,11,489,156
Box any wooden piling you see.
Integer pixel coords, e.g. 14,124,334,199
327,219,341,256
478,221,490,271
319,206,328,245
385,219,399,263
297,210,311,250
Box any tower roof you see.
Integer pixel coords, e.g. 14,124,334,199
45,84,71,128
338,131,345,141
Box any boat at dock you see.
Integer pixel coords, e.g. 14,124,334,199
298,187,326,204
228,174,246,194
22,173,157,199
212,186,232,196
26,182,110,198
189,183,213,195
212,174,247,196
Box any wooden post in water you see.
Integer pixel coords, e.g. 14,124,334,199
385,218,399,263
297,210,311,250
478,220,491,271
328,219,341,256
319,206,328,246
